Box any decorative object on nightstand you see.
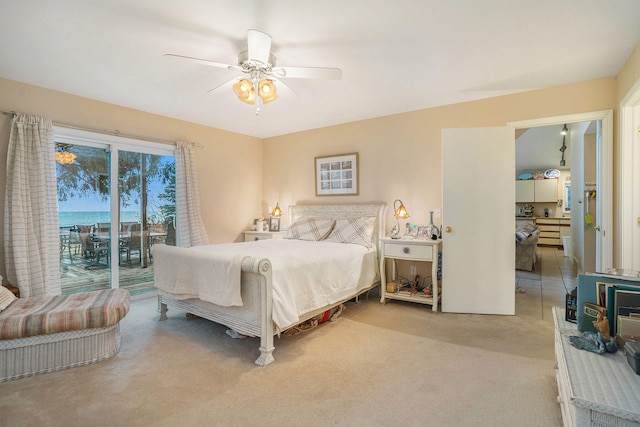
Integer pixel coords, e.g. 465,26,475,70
269,216,281,232
388,199,409,239
426,210,440,240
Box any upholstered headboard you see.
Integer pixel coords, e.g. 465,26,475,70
288,202,387,252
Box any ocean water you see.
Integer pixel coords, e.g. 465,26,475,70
59,211,147,227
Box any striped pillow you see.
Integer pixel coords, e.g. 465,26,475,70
284,217,335,241
324,216,376,248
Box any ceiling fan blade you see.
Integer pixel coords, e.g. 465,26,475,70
271,66,342,80
270,78,299,98
247,29,272,64
207,77,239,94
165,53,238,71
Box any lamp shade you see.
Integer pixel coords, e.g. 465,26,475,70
271,202,282,217
393,199,409,219
233,79,255,104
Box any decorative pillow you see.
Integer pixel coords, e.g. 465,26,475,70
284,217,335,241
0,285,17,312
324,216,376,248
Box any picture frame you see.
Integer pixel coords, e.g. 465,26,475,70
269,216,280,232
315,152,359,196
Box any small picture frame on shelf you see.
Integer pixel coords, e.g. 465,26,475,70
269,216,280,232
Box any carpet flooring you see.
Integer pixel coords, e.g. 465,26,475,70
0,247,572,426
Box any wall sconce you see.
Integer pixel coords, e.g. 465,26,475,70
389,199,410,239
271,202,282,217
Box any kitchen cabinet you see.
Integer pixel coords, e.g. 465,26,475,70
515,181,534,203
536,217,570,246
534,178,558,202
515,178,558,203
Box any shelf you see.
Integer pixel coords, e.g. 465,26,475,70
383,291,437,305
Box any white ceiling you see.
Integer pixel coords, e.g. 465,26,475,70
1,1,639,139
516,125,572,173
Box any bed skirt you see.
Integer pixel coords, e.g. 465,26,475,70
0,324,121,382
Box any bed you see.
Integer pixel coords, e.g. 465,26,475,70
153,202,386,366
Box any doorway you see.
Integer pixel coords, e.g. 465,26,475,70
509,110,613,273
515,121,597,273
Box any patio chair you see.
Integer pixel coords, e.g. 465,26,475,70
95,223,111,234
77,225,95,259
60,226,82,263
120,223,148,266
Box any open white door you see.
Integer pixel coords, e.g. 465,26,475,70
441,127,515,315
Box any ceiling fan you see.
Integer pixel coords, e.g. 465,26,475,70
166,29,342,114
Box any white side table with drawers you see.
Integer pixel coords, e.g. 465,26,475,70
379,237,441,312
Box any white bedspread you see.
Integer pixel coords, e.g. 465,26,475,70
154,239,378,330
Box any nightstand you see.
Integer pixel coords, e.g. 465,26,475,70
379,238,441,312
243,231,285,242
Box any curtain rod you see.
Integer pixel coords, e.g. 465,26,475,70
1,109,202,148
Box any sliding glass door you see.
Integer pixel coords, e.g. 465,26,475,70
117,149,175,295
57,142,112,293
56,128,175,296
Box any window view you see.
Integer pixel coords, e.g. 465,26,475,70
57,140,175,296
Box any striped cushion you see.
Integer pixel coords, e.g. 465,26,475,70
325,216,376,248
0,289,130,340
284,217,335,241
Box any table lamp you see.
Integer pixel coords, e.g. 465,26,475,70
389,199,409,239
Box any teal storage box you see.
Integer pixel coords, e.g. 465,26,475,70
625,341,640,375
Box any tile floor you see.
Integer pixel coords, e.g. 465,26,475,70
516,245,578,322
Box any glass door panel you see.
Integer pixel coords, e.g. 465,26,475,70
57,143,112,294
117,150,175,296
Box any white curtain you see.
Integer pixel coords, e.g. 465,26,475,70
175,141,209,247
4,114,61,297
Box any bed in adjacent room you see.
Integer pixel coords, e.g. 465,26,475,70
153,202,386,366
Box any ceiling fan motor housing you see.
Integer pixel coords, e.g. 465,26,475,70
238,50,277,71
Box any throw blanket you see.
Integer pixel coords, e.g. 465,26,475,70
0,288,130,340
153,244,245,307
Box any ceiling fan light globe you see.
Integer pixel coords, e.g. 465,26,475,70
258,79,277,104
233,79,256,104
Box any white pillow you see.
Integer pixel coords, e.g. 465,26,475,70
284,217,335,241
324,216,376,248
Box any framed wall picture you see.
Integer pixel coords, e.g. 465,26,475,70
269,216,280,232
315,152,359,196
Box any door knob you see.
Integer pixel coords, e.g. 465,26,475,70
445,226,452,233
593,226,601,231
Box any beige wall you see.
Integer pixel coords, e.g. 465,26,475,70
0,77,263,281
3,38,640,282
264,78,617,233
